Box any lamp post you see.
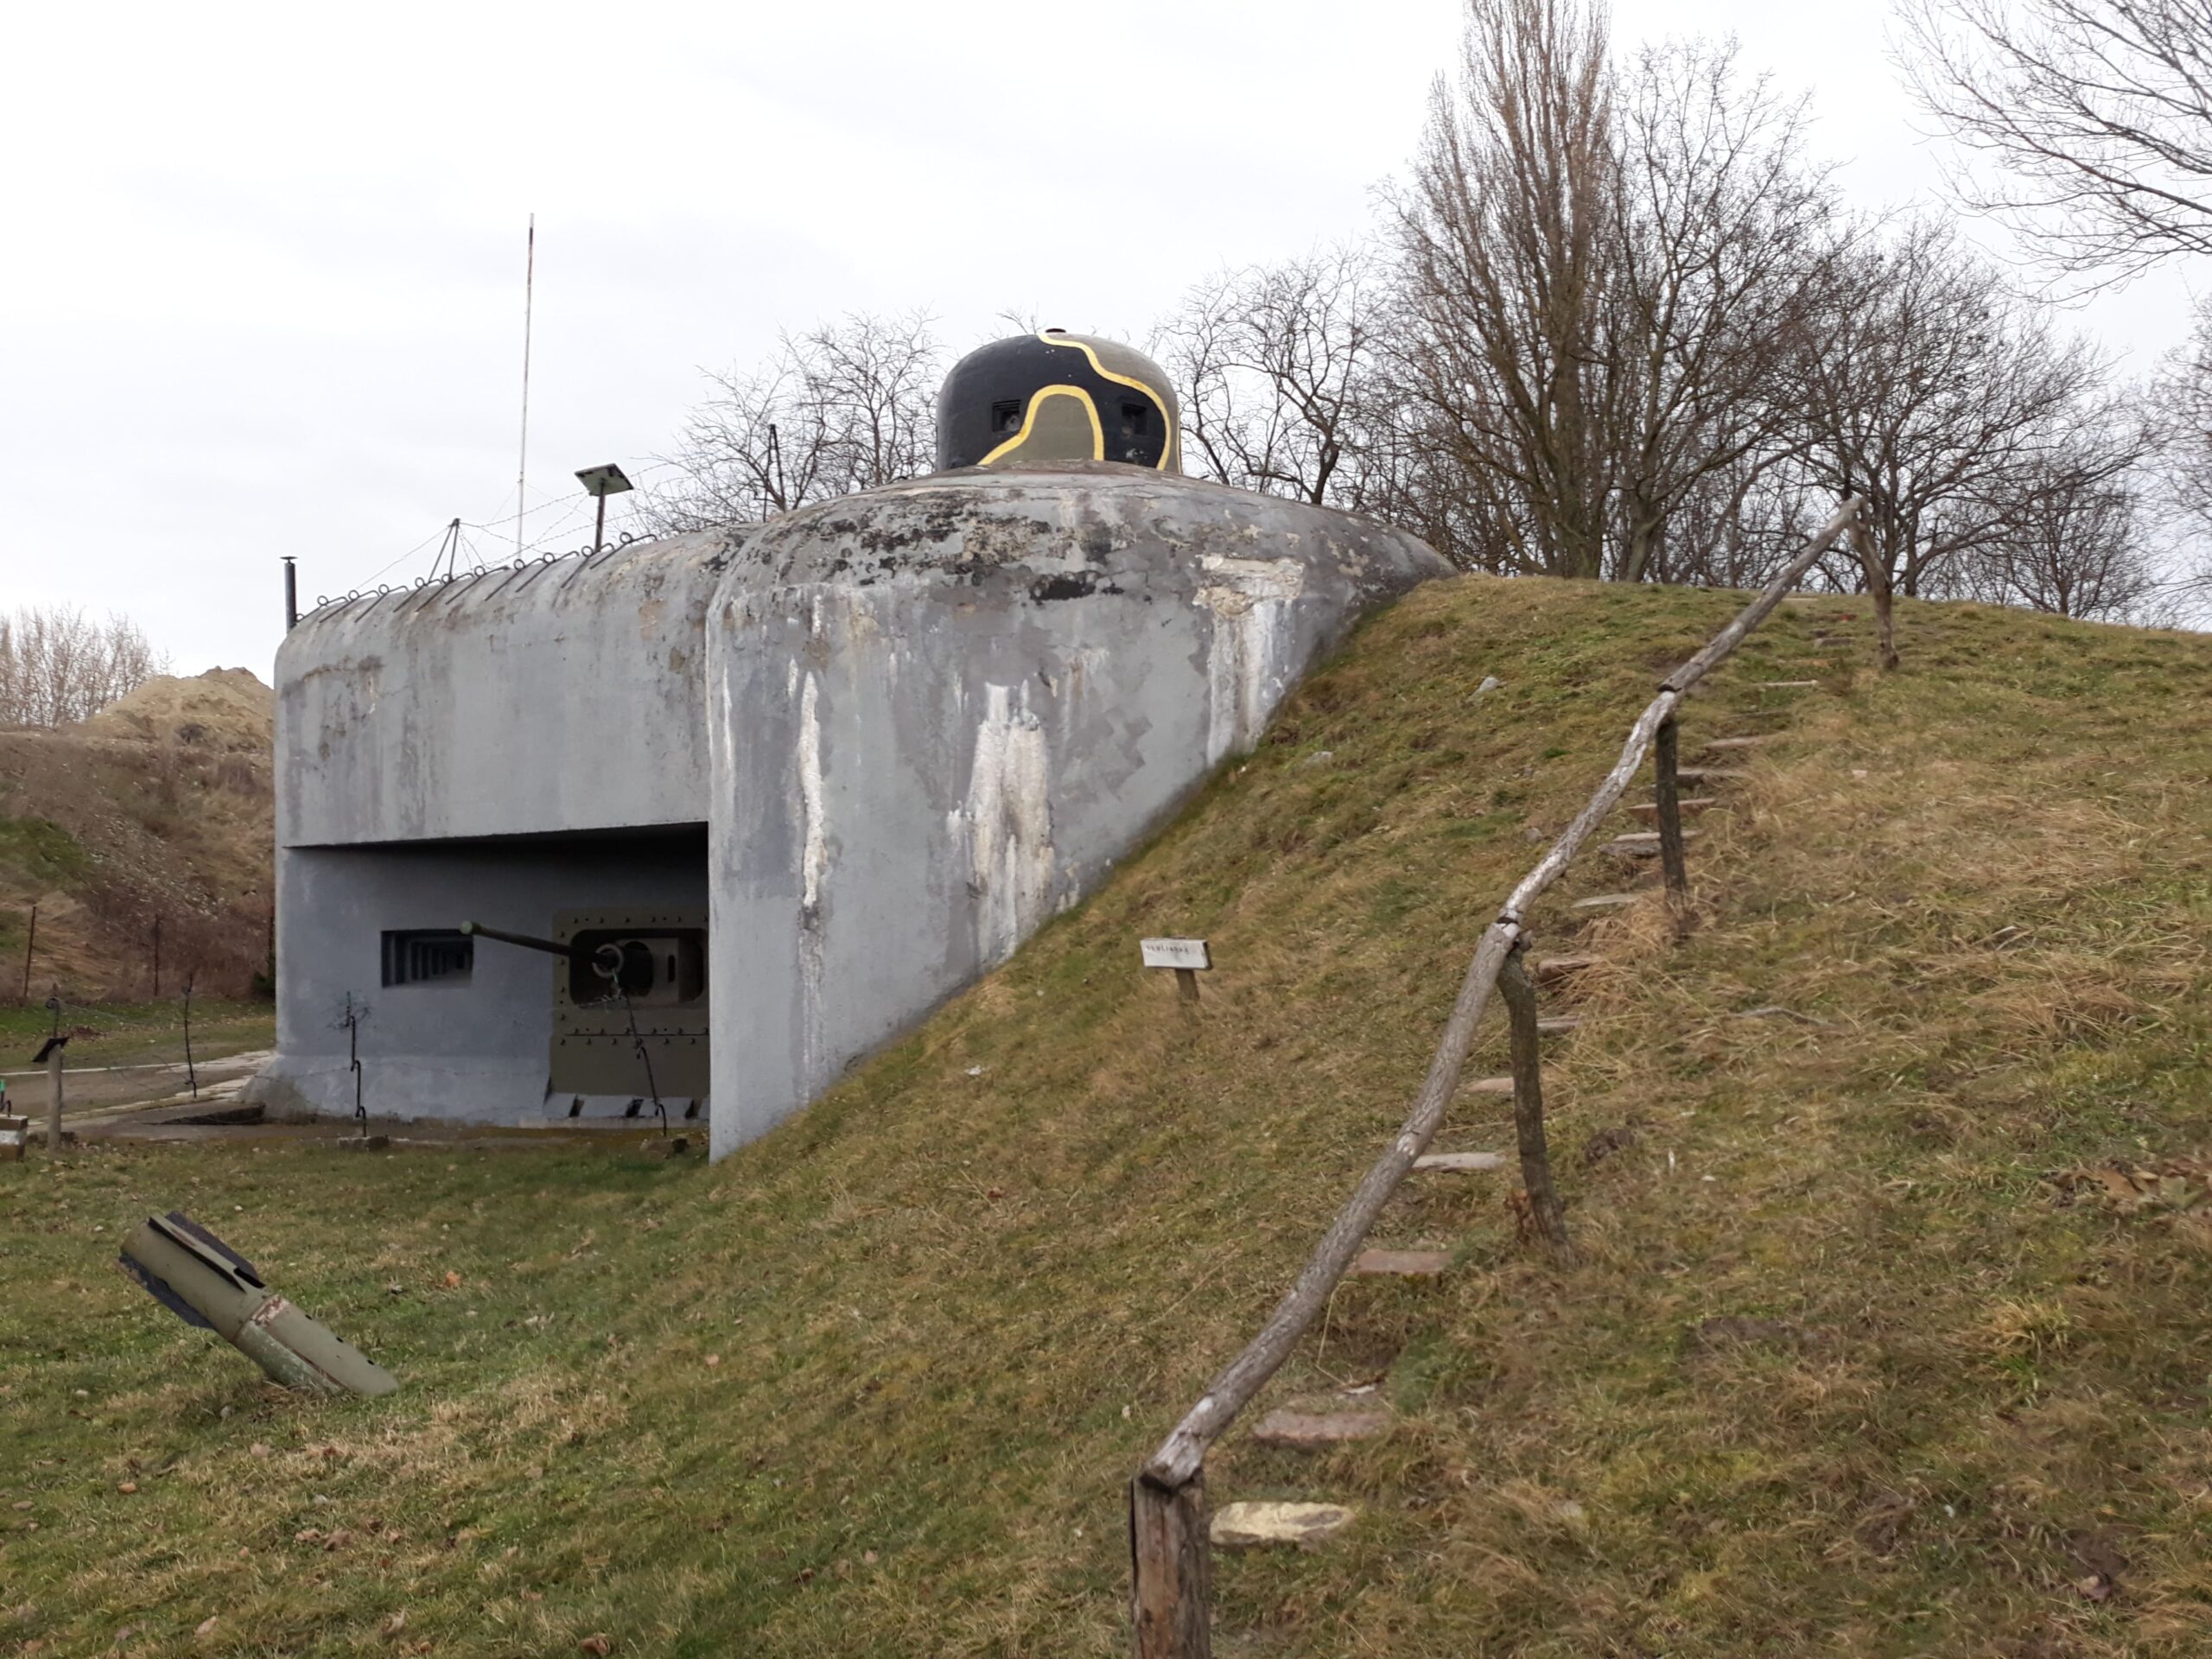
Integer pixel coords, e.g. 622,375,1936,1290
575,463,634,554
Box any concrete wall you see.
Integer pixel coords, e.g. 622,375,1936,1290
277,534,741,847
704,464,1447,1156
248,829,709,1124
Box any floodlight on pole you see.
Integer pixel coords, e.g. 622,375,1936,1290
575,463,634,555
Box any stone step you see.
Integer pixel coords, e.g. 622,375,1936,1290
1211,1501,1357,1550
1671,767,1747,786
1626,798,1717,819
1464,1075,1513,1096
1251,1408,1393,1448
1572,892,1639,911
1757,679,1820,689
1537,1015,1583,1034
1605,830,1701,858
1351,1248,1452,1279
1700,734,1774,751
1535,955,1606,983
1414,1150,1508,1173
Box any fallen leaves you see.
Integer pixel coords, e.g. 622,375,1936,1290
2056,1155,2212,1218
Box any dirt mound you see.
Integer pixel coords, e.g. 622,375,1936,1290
73,667,272,752
0,668,272,1001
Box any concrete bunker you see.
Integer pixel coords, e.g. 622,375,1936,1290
250,334,1452,1153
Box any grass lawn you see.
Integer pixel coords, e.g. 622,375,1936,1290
1,579,2208,1656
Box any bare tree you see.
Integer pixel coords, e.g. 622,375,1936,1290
1155,245,1403,512
1960,446,2164,619
641,310,941,531
2152,292,2212,602
1897,0,2212,283
1609,40,1844,582
1397,0,1623,577
0,607,168,728
1795,219,2113,664
1656,453,1830,589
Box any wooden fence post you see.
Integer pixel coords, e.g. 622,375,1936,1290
45,1042,64,1154
1129,1471,1211,1659
1497,944,1572,1260
1653,714,1688,906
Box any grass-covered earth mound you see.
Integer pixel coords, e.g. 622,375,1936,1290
3,578,2209,1656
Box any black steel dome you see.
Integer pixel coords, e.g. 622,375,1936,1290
935,330,1181,474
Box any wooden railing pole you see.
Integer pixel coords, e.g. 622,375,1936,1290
1128,498,1869,1643
1497,943,1572,1259
1653,713,1688,905
1129,1471,1211,1659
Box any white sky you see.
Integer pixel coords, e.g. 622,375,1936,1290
3,0,2198,679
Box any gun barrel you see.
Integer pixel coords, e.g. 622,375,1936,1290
458,921,580,961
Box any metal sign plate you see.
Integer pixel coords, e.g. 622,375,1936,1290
1139,938,1211,971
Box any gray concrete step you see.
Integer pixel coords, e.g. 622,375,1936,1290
1627,798,1716,819
1211,1501,1357,1549
1572,893,1639,911
1351,1248,1452,1278
1251,1408,1393,1449
1605,830,1700,857
1414,1150,1508,1173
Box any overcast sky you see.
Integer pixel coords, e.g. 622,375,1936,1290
3,0,2198,681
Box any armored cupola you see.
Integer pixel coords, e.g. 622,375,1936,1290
935,329,1182,474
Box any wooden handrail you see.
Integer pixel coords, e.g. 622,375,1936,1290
1137,496,1864,1499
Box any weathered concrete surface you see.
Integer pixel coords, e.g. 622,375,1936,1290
260,537,739,1126
704,464,1447,1157
277,536,741,846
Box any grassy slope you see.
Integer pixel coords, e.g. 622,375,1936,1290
0,671,274,1002
2,578,2209,1657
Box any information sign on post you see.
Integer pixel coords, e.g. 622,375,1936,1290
1140,938,1212,1004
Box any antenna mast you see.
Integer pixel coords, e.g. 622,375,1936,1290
516,213,536,561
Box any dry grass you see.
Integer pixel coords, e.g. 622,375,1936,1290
0,671,273,1001
2,582,2209,1655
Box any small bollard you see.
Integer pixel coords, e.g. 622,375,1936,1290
0,1114,28,1162
34,1033,68,1154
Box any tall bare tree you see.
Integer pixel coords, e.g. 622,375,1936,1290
642,310,941,531
0,607,168,728
1609,40,1843,582
1397,0,1623,577
1898,0,2212,283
